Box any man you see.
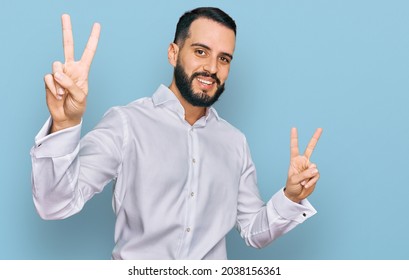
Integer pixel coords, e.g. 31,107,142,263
31,7,322,259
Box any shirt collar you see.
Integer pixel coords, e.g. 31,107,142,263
152,84,221,123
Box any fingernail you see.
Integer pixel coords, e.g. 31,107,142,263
54,72,63,80
57,88,65,96
56,94,62,100
300,180,306,186
312,168,318,175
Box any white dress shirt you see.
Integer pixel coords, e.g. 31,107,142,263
31,84,316,259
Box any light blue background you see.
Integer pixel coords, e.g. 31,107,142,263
1,0,409,259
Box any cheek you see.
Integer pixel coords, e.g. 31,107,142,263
219,67,230,83
180,59,201,77
180,52,202,68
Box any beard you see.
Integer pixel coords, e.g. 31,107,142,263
174,61,225,107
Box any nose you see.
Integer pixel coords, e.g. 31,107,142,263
203,57,218,74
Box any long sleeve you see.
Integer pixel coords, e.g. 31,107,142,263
30,85,319,259
236,140,317,248
30,108,126,220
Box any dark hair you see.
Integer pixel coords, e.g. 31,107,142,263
173,7,236,46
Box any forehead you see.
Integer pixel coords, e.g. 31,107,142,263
187,18,236,53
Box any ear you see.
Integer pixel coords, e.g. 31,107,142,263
168,43,179,67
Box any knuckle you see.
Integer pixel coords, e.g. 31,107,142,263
52,61,61,69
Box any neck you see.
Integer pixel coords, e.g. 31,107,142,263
169,81,206,125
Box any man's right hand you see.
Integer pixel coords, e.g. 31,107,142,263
44,14,101,133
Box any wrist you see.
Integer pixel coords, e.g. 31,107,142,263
283,188,301,204
50,119,81,133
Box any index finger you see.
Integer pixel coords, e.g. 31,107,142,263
62,14,75,63
304,128,323,159
80,22,101,67
290,127,299,158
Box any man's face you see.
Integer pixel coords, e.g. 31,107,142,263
172,18,236,107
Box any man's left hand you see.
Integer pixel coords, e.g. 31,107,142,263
284,127,323,203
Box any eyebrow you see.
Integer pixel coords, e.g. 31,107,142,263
190,43,234,61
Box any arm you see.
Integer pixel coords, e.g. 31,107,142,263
31,108,126,220
236,128,322,248
31,14,105,219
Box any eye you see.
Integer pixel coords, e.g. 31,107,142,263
219,56,231,64
195,49,207,56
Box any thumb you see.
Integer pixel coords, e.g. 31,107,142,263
291,166,319,185
53,72,86,103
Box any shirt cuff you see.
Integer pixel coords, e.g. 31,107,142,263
32,117,82,158
267,187,317,224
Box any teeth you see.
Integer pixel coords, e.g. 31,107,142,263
197,78,213,85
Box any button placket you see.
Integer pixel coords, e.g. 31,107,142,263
188,125,199,216
180,126,198,257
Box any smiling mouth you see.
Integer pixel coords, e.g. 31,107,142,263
197,77,214,85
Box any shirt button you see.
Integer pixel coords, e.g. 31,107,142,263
192,158,196,164
190,192,195,197
186,227,191,232
302,213,307,217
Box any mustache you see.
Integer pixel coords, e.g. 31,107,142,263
191,71,221,86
